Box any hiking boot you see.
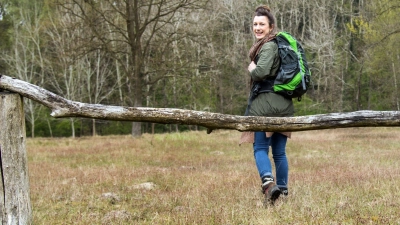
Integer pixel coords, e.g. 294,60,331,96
279,187,288,196
261,176,281,205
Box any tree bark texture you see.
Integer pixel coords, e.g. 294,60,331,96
0,92,32,225
2,74,400,133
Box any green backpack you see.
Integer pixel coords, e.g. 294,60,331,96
244,32,311,115
273,32,311,101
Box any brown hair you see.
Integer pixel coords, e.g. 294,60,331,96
254,6,276,31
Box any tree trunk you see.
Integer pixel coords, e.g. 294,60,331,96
46,118,53,138
30,110,35,138
70,118,75,138
393,59,399,111
126,0,144,137
92,119,97,136
356,64,363,110
0,92,32,224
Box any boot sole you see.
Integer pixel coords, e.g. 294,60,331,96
265,186,282,205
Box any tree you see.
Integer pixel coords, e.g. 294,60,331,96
0,1,13,72
206,0,253,115
361,0,400,110
55,0,209,136
45,6,86,138
2,0,47,137
79,50,119,136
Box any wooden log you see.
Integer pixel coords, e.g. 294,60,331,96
0,92,32,225
2,74,400,133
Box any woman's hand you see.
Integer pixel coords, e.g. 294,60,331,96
248,61,256,72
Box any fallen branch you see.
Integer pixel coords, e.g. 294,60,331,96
2,74,400,133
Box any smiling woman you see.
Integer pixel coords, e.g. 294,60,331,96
241,5,295,205
252,10,275,40
253,16,269,39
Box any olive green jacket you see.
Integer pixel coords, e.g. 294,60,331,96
248,41,294,117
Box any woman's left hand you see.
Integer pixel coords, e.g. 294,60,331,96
248,61,256,72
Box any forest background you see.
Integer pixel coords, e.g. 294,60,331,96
0,0,399,138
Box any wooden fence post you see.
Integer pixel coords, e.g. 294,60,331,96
0,92,31,225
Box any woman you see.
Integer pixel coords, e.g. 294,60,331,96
241,5,294,204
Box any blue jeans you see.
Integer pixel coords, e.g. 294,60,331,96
253,132,288,188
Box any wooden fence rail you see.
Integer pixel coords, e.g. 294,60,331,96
2,74,400,224
2,74,400,133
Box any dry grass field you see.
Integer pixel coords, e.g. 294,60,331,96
27,128,400,224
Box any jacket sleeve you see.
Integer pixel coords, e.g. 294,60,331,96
250,42,278,81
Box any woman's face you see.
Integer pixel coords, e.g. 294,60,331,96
253,16,272,40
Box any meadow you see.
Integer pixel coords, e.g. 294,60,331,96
27,128,400,224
